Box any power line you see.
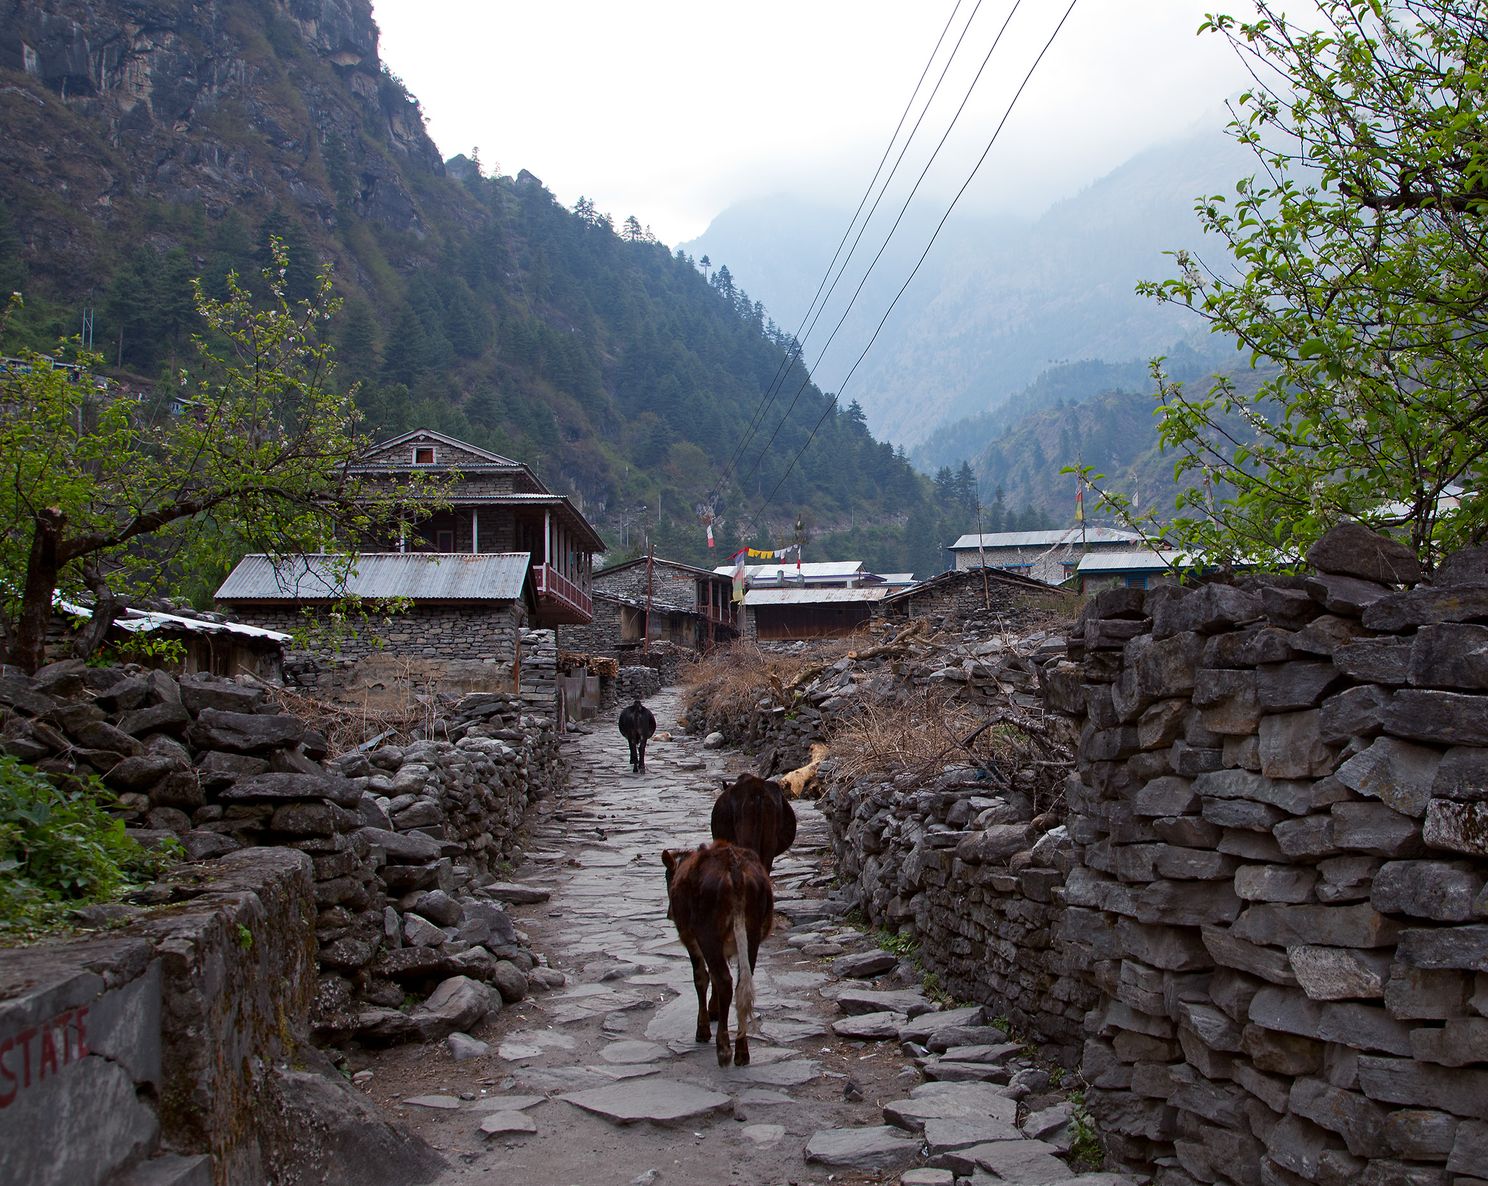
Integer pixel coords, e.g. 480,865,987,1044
735,0,1026,499
741,0,1083,540
710,0,976,502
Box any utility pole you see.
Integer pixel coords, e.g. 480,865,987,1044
975,498,989,610
643,542,655,655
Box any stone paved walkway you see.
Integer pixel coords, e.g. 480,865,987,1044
362,690,1142,1186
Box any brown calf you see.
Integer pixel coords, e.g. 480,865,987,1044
710,773,797,874
661,840,774,1067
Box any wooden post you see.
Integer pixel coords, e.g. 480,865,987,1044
644,543,655,654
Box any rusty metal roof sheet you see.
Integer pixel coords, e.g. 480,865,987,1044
743,587,891,606
216,553,531,602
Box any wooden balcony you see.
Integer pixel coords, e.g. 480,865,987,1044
533,562,592,625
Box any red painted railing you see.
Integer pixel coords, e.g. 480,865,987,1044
535,563,592,618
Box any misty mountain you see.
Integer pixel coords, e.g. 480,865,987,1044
0,0,932,573
682,121,1256,451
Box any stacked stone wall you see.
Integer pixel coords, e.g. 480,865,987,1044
824,767,1096,1060
0,849,441,1186
0,661,563,1047
1045,528,1488,1185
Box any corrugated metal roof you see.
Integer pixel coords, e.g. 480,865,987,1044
950,527,1143,550
56,598,291,642
744,587,891,606
1075,550,1190,573
596,555,726,581
714,562,868,586
883,564,1060,601
216,553,531,602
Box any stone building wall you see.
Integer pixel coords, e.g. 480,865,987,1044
886,571,1072,628
232,602,524,673
1044,527,1488,1186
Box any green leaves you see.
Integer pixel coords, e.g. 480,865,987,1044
1,240,440,669
1136,1,1488,572
0,756,173,935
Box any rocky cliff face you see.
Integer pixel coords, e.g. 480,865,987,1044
0,0,448,289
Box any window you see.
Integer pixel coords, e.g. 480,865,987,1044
436,530,455,552
413,446,435,465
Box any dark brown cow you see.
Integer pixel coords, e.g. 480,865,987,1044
711,773,797,874
661,840,774,1067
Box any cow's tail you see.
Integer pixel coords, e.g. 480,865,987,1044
731,901,754,1038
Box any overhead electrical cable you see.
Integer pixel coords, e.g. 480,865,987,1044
711,0,975,503
733,0,1026,497
740,0,1082,539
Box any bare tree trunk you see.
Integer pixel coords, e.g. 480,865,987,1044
72,559,121,662
12,508,65,673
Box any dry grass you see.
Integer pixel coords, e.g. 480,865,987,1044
249,676,439,756
680,638,856,721
828,686,1073,815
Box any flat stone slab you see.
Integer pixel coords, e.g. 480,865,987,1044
600,1040,669,1064
898,1006,987,1043
884,1084,1018,1133
923,1114,1023,1152
833,1010,908,1040
403,1095,462,1111
734,1058,820,1087
937,1042,1023,1065
736,1088,792,1106
934,1138,1069,1181
923,1059,1012,1083
835,987,935,1017
742,1123,785,1147
902,1171,957,1186
832,950,899,979
559,1079,731,1126
483,882,552,904
476,1095,545,1112
805,1125,922,1169
495,1041,544,1062
479,1110,537,1136
760,1018,824,1044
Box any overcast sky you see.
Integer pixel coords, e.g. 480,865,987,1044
372,1,1262,246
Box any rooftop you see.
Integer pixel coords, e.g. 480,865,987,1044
950,527,1144,550
216,553,532,603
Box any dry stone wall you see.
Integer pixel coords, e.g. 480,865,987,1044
0,848,442,1186
0,660,563,1050
824,764,1096,1061
1044,527,1488,1186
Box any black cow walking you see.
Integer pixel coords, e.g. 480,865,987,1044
618,697,657,773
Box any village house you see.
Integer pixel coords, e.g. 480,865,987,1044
948,526,1145,585
215,429,603,693
709,559,906,642
882,565,1070,627
563,555,738,657
1072,547,1190,593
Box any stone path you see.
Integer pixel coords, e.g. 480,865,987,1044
361,690,1142,1186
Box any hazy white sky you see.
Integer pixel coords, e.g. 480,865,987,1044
372,1,1260,246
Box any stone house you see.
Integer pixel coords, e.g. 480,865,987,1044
349,428,604,628
949,526,1144,585
562,555,738,657
215,429,604,693
881,566,1071,626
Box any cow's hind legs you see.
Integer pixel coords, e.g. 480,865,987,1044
685,945,711,1044
701,947,734,1067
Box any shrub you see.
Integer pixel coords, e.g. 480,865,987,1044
0,755,175,935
